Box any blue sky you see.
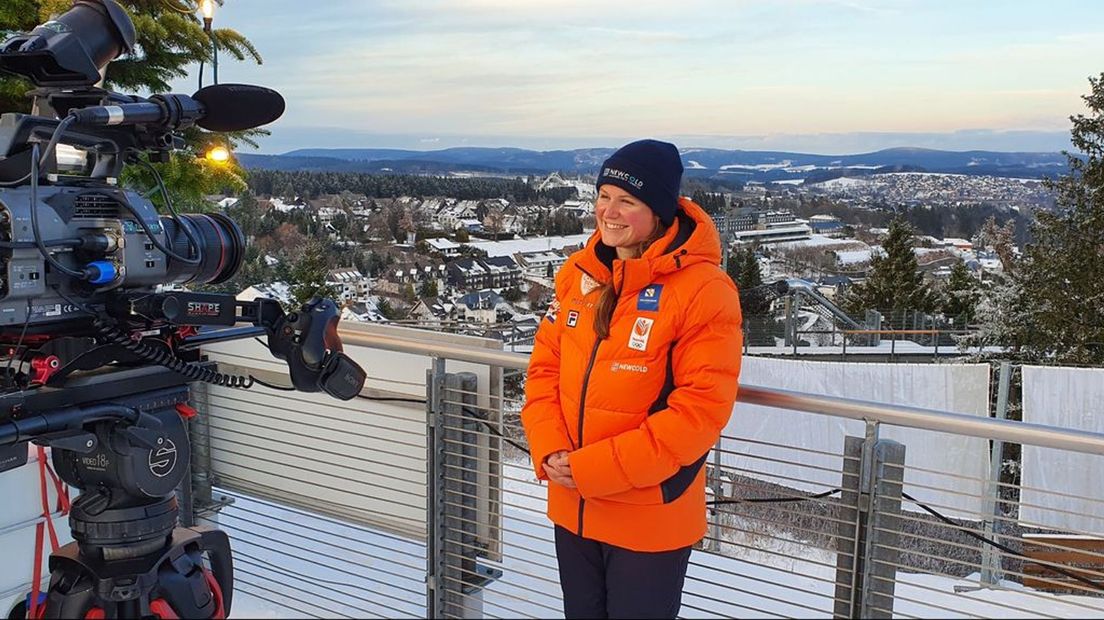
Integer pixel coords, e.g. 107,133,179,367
168,0,1104,154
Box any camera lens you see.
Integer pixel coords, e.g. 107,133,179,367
161,213,245,286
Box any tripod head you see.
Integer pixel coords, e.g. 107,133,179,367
0,365,232,618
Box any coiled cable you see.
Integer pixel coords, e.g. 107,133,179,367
93,317,255,389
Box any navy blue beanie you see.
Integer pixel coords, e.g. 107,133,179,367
596,139,684,226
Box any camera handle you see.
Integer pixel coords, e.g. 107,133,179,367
125,293,367,401
254,296,365,401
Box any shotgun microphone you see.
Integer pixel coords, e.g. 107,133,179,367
69,83,285,132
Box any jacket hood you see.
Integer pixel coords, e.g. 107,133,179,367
576,197,722,296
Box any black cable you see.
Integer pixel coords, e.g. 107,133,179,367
129,157,204,266
252,372,427,403
30,143,85,279
3,299,33,389
708,488,842,505
358,394,427,404
250,376,296,392
51,285,96,316
0,238,82,249
902,491,1104,593
460,406,528,453
0,115,76,188
248,339,430,402
39,115,76,170
94,317,254,389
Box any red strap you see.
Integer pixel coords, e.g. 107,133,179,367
43,456,71,515
30,445,73,619
205,569,227,620
149,599,179,619
35,447,61,551
29,522,44,620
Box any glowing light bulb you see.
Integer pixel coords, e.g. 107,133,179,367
205,146,231,163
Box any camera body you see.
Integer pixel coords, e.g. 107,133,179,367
0,183,242,328
0,0,363,404
0,4,367,617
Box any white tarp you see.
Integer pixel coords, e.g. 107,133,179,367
721,358,992,519
1020,365,1104,535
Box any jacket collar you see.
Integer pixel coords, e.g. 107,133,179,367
574,198,722,297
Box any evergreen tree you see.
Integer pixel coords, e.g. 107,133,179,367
726,248,769,316
1,1,264,212
288,240,338,308
690,190,725,215
979,73,1104,364
939,261,979,324
418,279,439,299
376,298,405,321
843,218,935,316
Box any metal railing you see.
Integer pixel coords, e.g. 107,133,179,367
190,325,1104,619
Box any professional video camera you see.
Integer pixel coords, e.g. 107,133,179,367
0,2,368,618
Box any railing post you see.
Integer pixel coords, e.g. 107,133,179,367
426,358,447,619
707,437,725,552
834,422,907,619
980,361,1012,587
429,368,494,618
794,292,804,355
784,295,794,351
187,380,214,525
865,310,882,347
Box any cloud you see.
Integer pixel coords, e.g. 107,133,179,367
174,0,1101,149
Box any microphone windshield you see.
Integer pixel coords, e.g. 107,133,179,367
192,83,285,132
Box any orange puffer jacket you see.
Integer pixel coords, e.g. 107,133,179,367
521,197,743,552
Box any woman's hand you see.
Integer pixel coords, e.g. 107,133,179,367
543,450,576,489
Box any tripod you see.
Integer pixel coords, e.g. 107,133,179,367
1,366,233,619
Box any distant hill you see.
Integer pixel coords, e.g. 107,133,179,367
237,146,1070,182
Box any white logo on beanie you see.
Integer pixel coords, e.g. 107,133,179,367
602,167,644,189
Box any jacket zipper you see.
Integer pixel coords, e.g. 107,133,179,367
674,248,688,269
575,337,602,537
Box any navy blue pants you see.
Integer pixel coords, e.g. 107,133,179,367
554,525,692,619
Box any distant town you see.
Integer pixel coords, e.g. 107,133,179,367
206,166,1045,352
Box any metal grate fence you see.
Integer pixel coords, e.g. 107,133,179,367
188,326,1104,619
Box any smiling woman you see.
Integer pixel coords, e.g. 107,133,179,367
521,138,744,619
595,185,661,258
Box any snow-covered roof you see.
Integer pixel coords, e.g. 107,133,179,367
237,282,292,306
327,269,366,283
427,238,460,251
466,233,593,258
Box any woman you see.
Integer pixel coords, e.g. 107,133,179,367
521,139,743,619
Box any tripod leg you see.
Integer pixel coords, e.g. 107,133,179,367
196,527,233,616
153,528,232,619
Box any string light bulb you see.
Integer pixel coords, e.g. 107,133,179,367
205,146,231,163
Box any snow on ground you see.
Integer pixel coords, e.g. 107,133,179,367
720,162,793,172
809,176,870,189
774,234,866,251
835,249,875,265
217,462,1104,619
